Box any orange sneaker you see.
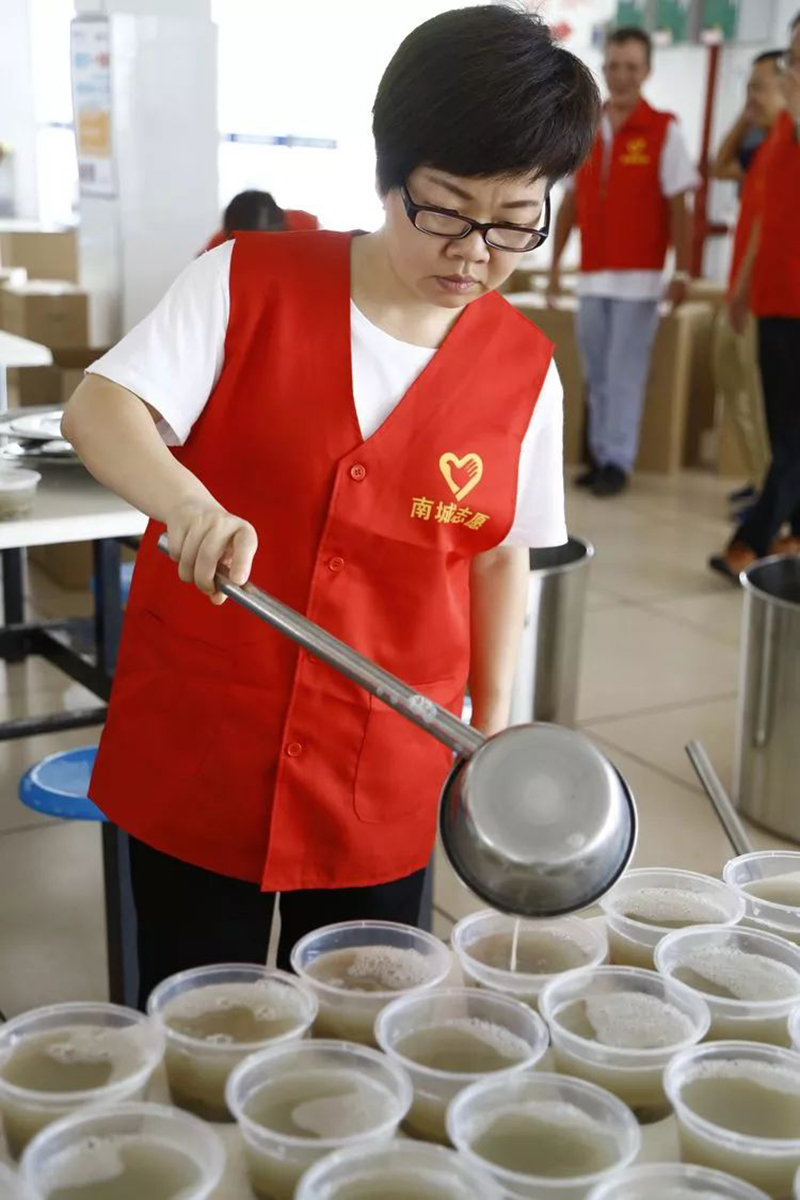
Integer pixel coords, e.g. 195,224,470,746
708,539,758,583
771,536,800,556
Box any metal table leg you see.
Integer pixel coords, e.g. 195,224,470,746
1,548,26,660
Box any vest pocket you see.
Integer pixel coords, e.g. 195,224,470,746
352,679,462,824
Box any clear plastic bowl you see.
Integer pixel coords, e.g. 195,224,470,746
451,909,608,1009
147,961,317,1121
790,1006,800,1052
586,1162,770,1199
655,924,800,1045
296,1140,505,1200
290,920,452,1045
600,868,745,970
664,1041,800,1198
226,1037,413,1200
0,1164,34,1200
724,852,800,945
19,1101,225,1198
0,1002,165,1158
446,1070,641,1198
540,965,710,1123
374,985,549,1143
0,469,41,521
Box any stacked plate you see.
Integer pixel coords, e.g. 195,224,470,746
0,410,79,467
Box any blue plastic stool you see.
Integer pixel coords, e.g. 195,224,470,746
18,747,105,823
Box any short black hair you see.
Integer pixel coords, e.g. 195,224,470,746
223,190,284,235
606,25,653,67
372,5,600,195
752,49,784,69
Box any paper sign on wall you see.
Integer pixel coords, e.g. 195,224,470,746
70,17,117,199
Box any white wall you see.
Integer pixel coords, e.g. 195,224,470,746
0,0,39,219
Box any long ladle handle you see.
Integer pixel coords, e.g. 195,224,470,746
157,533,484,759
685,740,753,858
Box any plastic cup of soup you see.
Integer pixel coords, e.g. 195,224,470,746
0,1164,35,1200
600,869,745,971
655,924,800,1045
451,909,607,1010
374,985,549,1143
446,1070,641,1199
0,469,41,521
586,1162,770,1199
0,1002,164,1159
664,1041,800,1198
295,1140,505,1200
19,1101,225,1199
290,920,452,1045
226,1038,412,1200
724,852,800,946
540,965,710,1123
147,962,317,1121
790,1007,800,1053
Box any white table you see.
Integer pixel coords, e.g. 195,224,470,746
1,449,146,1009
0,330,53,413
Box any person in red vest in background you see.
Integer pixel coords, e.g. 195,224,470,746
710,14,800,578
61,6,599,1005
710,50,785,520
202,189,320,253
548,26,699,497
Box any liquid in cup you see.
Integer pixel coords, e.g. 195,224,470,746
655,926,800,1045
19,1101,225,1200
291,921,451,1045
447,1071,641,1198
0,1004,164,1158
586,1162,770,1199
148,963,317,1120
665,1041,800,1198
226,1038,412,1200
541,966,710,1123
451,910,607,1009
724,853,800,947
600,870,745,971
296,1141,505,1200
375,986,548,1143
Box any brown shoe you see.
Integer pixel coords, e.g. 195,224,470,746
771,536,800,556
708,539,758,583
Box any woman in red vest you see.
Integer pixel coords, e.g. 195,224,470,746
202,189,320,254
63,6,599,1005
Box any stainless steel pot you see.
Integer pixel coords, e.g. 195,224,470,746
159,536,637,918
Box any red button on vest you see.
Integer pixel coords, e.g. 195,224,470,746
285,742,303,758
350,464,367,481
328,556,345,572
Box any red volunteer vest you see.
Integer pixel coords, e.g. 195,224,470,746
752,111,800,319
576,99,674,272
727,139,770,300
90,231,553,891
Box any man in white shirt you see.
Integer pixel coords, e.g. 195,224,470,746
548,26,699,497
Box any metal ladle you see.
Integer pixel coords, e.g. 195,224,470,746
158,536,637,918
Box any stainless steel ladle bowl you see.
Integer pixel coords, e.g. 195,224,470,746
158,536,637,918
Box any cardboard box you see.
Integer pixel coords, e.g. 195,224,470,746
8,365,62,407
1,281,89,350
29,541,137,593
0,226,78,283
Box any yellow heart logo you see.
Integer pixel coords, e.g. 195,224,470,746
439,452,484,502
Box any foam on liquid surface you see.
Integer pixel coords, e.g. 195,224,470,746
559,991,696,1050
0,1026,144,1094
306,946,433,993
468,929,590,976
394,1017,532,1073
616,888,728,930
673,946,800,1002
43,1135,201,1200
244,1068,396,1140
162,980,306,1045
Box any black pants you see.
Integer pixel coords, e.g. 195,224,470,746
737,317,800,556
128,836,426,1010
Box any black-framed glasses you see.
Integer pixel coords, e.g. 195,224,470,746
400,184,550,253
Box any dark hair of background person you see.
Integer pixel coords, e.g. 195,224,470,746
752,49,785,68
372,5,601,195
606,25,653,67
223,190,285,235
792,11,800,30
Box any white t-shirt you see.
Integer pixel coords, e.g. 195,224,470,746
566,113,700,301
87,241,567,549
